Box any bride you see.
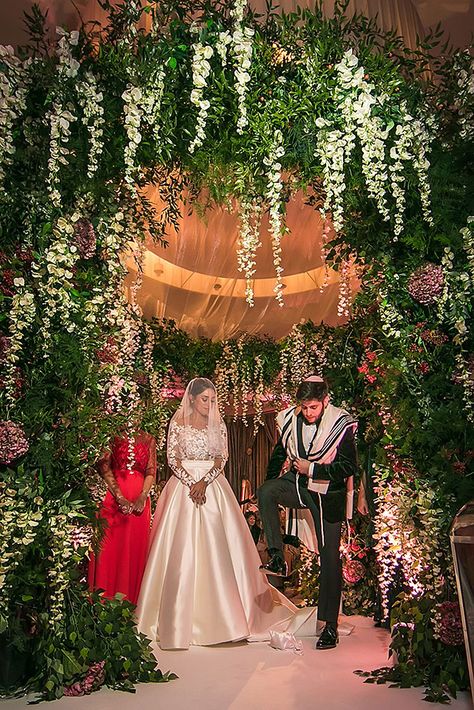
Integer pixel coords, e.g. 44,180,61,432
136,377,295,649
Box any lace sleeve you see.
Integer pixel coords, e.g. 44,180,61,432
167,420,195,488
204,421,228,485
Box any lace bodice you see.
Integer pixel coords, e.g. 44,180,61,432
167,421,228,487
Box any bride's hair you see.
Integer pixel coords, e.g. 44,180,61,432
189,378,216,397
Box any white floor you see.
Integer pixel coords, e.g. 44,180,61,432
3,616,472,709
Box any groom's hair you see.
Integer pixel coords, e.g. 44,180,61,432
296,378,329,402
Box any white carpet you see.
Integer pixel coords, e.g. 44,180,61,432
3,616,472,709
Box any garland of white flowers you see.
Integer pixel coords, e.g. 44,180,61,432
253,354,265,434
0,482,43,630
237,198,262,306
214,336,266,428
216,30,232,67
279,323,308,395
0,46,27,191
189,42,213,154
379,285,406,341
215,341,239,417
265,129,286,305
373,464,447,620
315,50,433,238
46,103,77,207
436,223,474,422
455,50,474,141
315,126,349,233
122,85,144,189
335,50,389,223
337,258,352,318
77,71,105,179
31,216,80,350
46,29,80,206
230,19,253,133
3,286,35,410
47,512,76,631
142,68,166,142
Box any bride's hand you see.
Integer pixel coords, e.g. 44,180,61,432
189,479,207,505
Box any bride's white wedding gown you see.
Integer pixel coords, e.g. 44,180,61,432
136,422,296,649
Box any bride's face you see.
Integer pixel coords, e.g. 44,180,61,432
192,388,216,418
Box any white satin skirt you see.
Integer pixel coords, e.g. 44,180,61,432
136,461,296,649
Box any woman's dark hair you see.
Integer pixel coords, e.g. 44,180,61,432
295,378,329,402
189,378,216,396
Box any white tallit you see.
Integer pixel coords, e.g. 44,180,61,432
277,403,357,552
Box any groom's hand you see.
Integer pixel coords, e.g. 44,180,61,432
293,458,310,476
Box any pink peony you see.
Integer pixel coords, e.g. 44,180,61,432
434,601,464,646
342,559,366,585
0,420,29,465
74,218,97,259
63,661,106,697
407,263,444,306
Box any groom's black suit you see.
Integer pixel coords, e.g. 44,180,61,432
258,411,358,625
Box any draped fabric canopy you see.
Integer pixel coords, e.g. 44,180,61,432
124,188,357,340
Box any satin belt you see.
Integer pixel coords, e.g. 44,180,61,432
181,459,213,481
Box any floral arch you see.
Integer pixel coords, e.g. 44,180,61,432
0,0,473,701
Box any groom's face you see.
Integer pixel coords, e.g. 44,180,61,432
300,397,328,424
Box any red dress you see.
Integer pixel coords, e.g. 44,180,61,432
88,433,155,605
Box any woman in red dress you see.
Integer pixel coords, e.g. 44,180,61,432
88,431,156,605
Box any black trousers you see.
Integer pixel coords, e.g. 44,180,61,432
258,471,343,625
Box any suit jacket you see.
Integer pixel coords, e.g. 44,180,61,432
266,412,358,523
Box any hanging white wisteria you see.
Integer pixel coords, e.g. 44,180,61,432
76,71,105,179
230,0,254,134
122,85,144,189
0,46,27,190
142,68,166,142
264,129,286,305
237,198,262,306
315,49,433,238
373,464,446,620
189,42,214,153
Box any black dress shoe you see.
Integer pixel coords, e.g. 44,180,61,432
260,554,288,577
316,625,339,649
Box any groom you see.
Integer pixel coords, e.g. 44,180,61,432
258,376,358,650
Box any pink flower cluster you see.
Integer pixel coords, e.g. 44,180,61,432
96,336,119,365
0,269,15,296
419,327,449,347
63,661,106,696
74,218,97,259
343,559,366,584
0,335,11,360
407,263,444,306
0,420,29,465
104,375,125,414
434,601,464,647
